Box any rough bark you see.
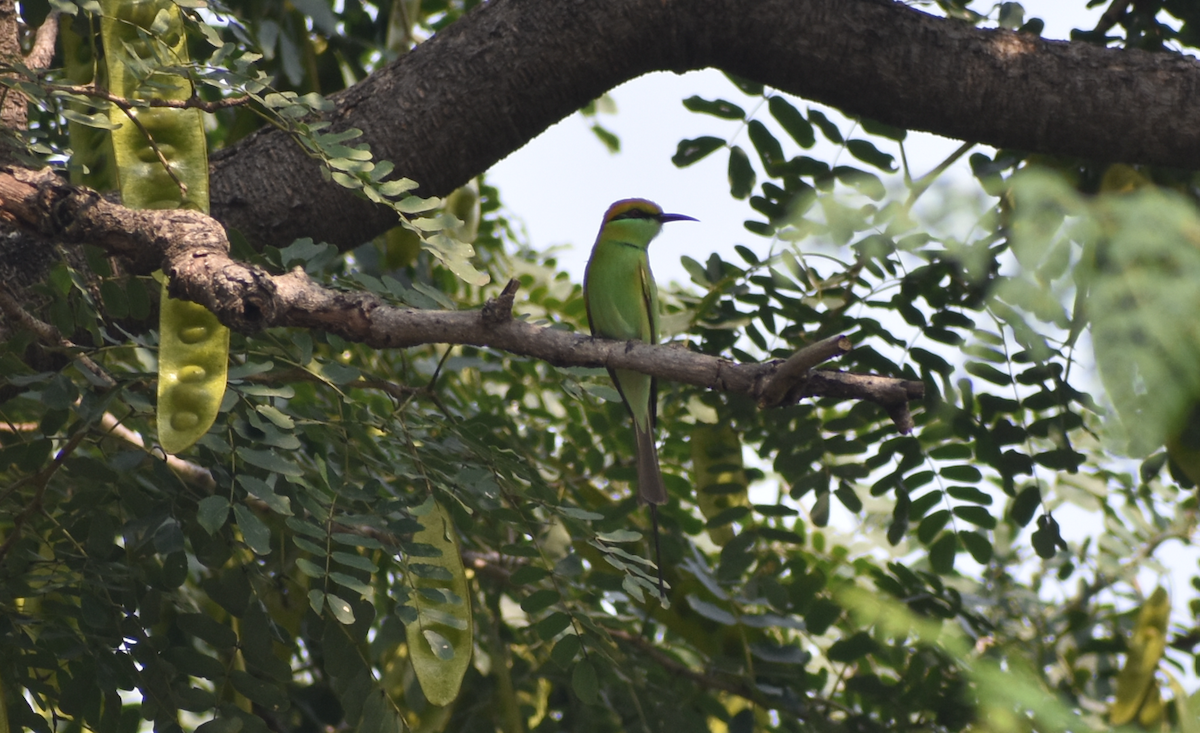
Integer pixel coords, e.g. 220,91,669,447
210,0,1200,253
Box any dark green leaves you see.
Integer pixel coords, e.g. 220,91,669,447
197,496,230,535
728,146,755,199
673,136,724,167
683,95,745,119
807,108,843,143
572,660,599,704
769,96,814,148
1032,514,1068,559
846,139,897,172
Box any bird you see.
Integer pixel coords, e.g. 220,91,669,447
583,198,696,599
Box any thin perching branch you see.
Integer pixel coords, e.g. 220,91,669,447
0,166,925,432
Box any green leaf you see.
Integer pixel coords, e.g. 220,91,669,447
559,506,604,521
509,566,550,585
834,166,885,200
332,551,379,573
886,491,909,545
807,109,843,143
846,139,896,171
769,96,814,148
572,661,599,704
520,589,560,614
723,71,763,95
332,532,384,550
422,629,454,661
233,504,272,555
953,505,996,529
197,496,230,535
940,465,982,482
238,475,292,516
753,504,799,517
535,612,572,640
551,635,581,667
236,447,303,476
859,116,907,141
330,572,371,597
946,485,992,505
255,404,295,429
959,530,993,564
965,361,1012,385
177,613,238,649
1031,515,1067,559
929,531,957,573
229,671,289,712
590,124,620,153
827,631,878,662
813,490,831,528
834,485,863,512
327,594,356,624
295,557,326,578
917,509,951,545
728,146,755,200
706,505,751,528
672,136,725,168
596,529,641,543
682,95,745,119
747,120,784,172
308,589,325,615
686,594,737,625
1034,449,1084,471
62,108,121,130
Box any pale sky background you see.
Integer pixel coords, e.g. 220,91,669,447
489,1,1200,686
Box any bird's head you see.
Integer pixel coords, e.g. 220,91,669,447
600,198,697,245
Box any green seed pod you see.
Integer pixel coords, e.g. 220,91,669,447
405,498,473,706
100,0,228,453
156,282,230,454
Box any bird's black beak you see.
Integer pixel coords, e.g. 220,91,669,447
657,212,698,224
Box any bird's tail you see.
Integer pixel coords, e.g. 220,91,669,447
635,424,667,505
635,425,668,603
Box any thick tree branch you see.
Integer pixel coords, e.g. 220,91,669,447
210,0,1200,253
0,167,924,431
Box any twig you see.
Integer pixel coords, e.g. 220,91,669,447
481,278,519,324
0,427,90,561
0,286,116,388
46,83,252,113
98,413,216,491
26,12,60,71
757,334,851,408
108,99,188,196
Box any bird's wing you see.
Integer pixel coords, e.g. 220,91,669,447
638,255,658,429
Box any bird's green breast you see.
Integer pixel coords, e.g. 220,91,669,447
585,239,657,343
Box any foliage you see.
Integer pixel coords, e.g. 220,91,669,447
1,1,1200,732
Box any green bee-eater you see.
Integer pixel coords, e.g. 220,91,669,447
583,199,696,507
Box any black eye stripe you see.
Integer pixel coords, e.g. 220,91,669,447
612,209,656,221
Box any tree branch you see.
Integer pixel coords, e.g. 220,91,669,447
0,167,924,431
209,0,1200,253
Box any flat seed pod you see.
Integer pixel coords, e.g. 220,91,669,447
405,498,473,706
